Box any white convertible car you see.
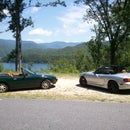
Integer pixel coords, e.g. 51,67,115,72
79,66,130,93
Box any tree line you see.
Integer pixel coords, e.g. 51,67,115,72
0,0,130,73
2,38,130,73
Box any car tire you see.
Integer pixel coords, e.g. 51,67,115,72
108,81,119,94
79,76,87,87
41,80,51,89
0,83,8,93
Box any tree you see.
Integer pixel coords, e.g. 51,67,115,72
6,0,33,72
0,1,7,33
75,0,130,65
75,49,93,71
0,1,6,21
6,0,66,72
87,25,109,67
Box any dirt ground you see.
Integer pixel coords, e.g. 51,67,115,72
9,76,130,103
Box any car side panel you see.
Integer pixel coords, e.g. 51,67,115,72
84,73,124,89
82,72,106,88
12,75,43,89
0,76,43,90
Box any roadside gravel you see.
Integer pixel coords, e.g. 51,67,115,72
1,76,130,103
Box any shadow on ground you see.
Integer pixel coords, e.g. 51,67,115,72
77,84,130,95
9,85,55,92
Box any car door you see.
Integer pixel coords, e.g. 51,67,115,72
23,75,42,88
85,72,99,86
91,68,107,87
95,74,106,87
10,75,32,89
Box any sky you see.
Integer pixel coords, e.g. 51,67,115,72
0,0,95,43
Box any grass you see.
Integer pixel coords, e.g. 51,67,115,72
0,91,130,103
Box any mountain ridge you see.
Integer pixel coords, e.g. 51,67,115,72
0,39,81,57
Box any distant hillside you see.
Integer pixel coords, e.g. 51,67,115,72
1,40,88,63
41,41,80,49
22,42,88,63
0,39,81,57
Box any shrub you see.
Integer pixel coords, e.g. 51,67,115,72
50,59,78,73
0,63,4,72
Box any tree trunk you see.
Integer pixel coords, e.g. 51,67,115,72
15,32,22,72
15,34,18,71
110,41,116,65
15,0,22,73
15,31,22,72
18,34,22,72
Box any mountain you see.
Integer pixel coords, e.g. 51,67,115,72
22,42,88,63
0,39,81,57
40,41,80,49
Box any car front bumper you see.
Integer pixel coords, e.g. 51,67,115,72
51,78,58,84
119,82,130,90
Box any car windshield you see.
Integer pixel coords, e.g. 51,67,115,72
22,68,35,75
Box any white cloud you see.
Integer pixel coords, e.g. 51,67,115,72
3,9,10,16
29,28,53,37
57,5,95,36
31,7,41,13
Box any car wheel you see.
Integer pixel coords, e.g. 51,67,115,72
41,80,51,89
0,83,8,93
79,76,87,87
108,81,119,94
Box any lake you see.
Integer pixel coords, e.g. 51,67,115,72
2,63,49,71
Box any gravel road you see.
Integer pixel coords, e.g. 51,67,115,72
8,76,130,103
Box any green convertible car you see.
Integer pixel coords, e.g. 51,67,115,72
0,68,57,93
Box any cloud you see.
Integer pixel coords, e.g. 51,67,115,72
3,9,10,16
29,28,53,37
57,5,95,36
31,7,41,13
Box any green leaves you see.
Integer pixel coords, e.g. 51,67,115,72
0,1,7,22
75,0,130,65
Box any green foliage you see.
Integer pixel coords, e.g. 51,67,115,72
0,1,6,22
87,39,110,68
50,59,78,73
0,63,4,72
2,38,130,73
117,38,130,67
75,49,93,72
75,0,130,65
6,49,16,62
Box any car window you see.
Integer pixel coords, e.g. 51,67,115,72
95,67,114,74
95,68,105,74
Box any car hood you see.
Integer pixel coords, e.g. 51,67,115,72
35,73,57,79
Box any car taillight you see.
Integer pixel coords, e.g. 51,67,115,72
123,78,130,82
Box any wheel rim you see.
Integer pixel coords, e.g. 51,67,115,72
41,81,50,89
0,84,7,93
